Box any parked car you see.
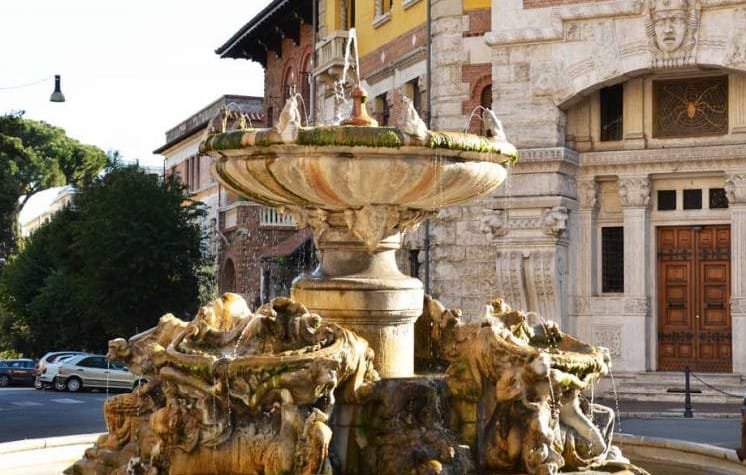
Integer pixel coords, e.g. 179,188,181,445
34,351,90,389
0,359,37,387
55,354,142,392
38,354,79,390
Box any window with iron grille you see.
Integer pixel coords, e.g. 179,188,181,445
709,188,728,209
600,84,623,142
602,227,624,293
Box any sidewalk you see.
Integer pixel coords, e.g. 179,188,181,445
598,397,744,419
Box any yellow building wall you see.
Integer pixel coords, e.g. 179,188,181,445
463,0,490,11
356,1,426,56
321,1,426,57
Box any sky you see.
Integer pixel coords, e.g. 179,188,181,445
1,0,273,168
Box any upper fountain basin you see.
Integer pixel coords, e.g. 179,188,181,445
202,126,516,211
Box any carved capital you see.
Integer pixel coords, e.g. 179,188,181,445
618,177,650,208
479,209,509,240
724,173,746,205
542,206,569,238
731,297,746,315
576,180,598,210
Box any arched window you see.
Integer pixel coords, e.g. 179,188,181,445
480,84,493,137
281,66,295,100
299,52,312,125
220,259,236,294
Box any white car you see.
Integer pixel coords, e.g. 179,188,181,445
55,354,143,392
38,354,78,390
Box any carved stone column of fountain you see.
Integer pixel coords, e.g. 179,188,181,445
290,208,426,377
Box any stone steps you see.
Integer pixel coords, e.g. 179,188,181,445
594,372,745,404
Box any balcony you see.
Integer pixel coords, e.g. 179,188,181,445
260,207,295,227
314,30,349,85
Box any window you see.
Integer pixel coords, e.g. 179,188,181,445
683,189,702,210
709,188,728,209
653,76,728,138
657,190,676,211
601,227,624,293
376,94,389,126
600,84,623,142
480,84,493,137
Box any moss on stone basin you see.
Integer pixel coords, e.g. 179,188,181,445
200,126,519,163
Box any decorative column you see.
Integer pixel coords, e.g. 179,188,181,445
726,173,746,373
573,180,598,319
618,176,650,371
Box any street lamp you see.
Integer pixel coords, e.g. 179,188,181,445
49,75,65,103
0,74,65,103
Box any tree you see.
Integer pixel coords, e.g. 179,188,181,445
0,165,206,355
0,112,107,261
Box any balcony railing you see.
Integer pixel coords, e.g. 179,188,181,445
314,30,349,82
260,207,296,227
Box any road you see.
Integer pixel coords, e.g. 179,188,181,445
0,387,106,442
0,387,742,451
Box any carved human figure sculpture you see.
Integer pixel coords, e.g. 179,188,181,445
651,0,689,53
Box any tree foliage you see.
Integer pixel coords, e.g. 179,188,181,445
0,165,206,355
0,112,107,260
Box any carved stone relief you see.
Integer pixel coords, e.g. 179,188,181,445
479,209,509,240
645,0,701,67
577,180,599,210
724,173,746,204
731,297,746,314
624,297,650,314
542,206,569,238
592,325,623,358
724,9,746,68
618,177,651,208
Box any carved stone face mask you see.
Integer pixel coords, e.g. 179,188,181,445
652,0,689,53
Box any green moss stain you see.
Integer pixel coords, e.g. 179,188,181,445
428,131,519,163
298,126,404,148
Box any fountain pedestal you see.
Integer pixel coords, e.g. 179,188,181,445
292,228,421,377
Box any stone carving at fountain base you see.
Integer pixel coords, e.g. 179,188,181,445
65,294,378,475
419,296,649,475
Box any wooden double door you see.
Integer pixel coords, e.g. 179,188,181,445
657,225,732,372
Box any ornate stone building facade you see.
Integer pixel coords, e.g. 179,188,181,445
428,0,746,381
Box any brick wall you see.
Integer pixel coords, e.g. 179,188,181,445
523,0,595,8
462,63,491,134
464,8,490,37
219,204,298,306
264,23,315,126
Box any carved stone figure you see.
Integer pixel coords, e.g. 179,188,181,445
480,208,509,240
66,294,378,475
398,96,429,142
483,108,508,143
420,297,645,475
645,0,700,66
275,95,302,143
542,206,569,238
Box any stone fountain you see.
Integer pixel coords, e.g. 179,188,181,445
65,86,647,475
